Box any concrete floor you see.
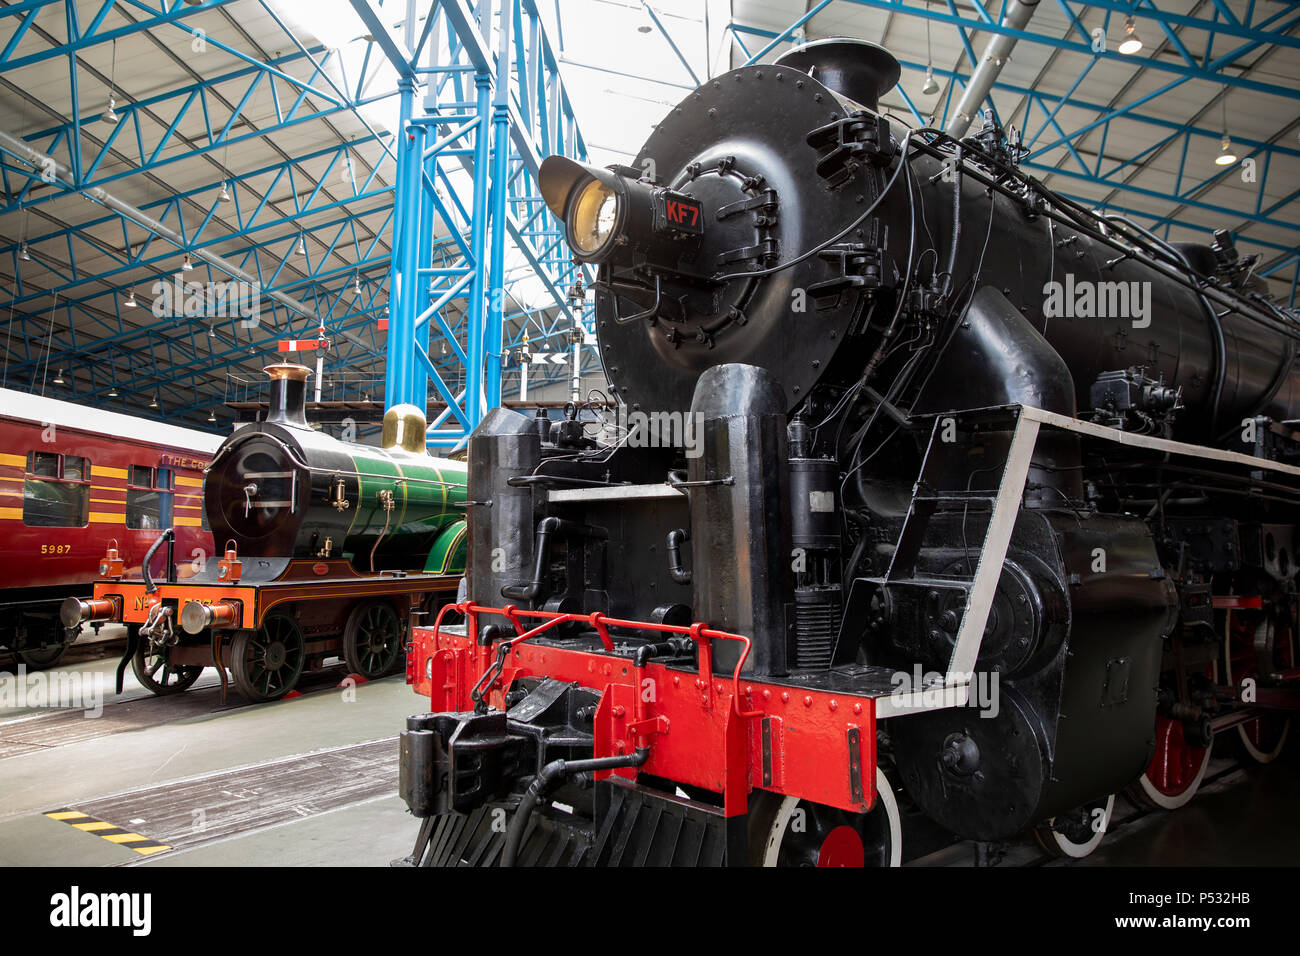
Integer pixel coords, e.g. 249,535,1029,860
0,640,423,867
1,637,1295,867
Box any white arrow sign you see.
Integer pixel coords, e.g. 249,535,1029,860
530,351,569,365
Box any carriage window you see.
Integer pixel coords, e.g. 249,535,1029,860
22,452,89,527
127,466,175,530
200,478,211,532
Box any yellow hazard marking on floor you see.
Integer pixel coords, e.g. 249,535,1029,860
44,809,171,856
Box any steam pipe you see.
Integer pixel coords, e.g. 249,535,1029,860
500,747,650,866
944,0,1041,139
140,528,175,595
667,528,692,584
500,517,609,601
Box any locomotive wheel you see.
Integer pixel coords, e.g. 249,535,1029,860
748,768,902,867
342,601,404,679
1034,794,1114,859
15,637,68,670
13,618,69,670
131,642,204,696
1230,614,1293,764
230,614,306,702
1129,716,1213,810
1237,716,1290,764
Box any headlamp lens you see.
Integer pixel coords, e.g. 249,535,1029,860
569,179,619,256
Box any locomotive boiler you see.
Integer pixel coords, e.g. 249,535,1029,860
397,39,1300,865
65,363,468,703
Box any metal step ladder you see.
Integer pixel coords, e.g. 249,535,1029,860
873,410,1042,716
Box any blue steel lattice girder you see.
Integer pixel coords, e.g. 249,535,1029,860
357,0,596,447
3,200,397,376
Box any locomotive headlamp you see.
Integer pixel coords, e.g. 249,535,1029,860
539,156,703,265
570,178,619,256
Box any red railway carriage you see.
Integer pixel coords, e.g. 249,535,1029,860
0,387,218,668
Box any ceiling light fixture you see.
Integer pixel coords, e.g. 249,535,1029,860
207,408,217,422
1215,94,1237,166
217,182,232,203
295,234,306,257
1119,15,1143,55
922,8,940,95
19,242,31,261
182,253,194,271
101,39,121,124
149,395,159,409
52,368,65,385
1216,134,1238,166
124,288,138,308
108,385,119,397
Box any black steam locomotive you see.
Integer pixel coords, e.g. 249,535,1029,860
396,39,1300,866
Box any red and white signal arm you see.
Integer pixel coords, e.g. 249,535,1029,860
278,334,331,353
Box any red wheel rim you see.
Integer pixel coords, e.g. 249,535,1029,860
816,825,866,867
1146,715,1208,798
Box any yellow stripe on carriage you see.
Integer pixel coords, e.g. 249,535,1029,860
0,507,22,520
175,476,204,487
174,517,203,527
91,466,128,479
88,511,126,523
0,453,26,467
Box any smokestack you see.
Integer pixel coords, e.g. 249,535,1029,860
774,38,901,113
945,0,1041,139
264,363,311,429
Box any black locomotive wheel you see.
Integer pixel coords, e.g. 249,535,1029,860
230,614,306,702
748,768,902,867
131,642,204,696
15,633,68,670
13,617,69,670
342,601,404,679
1034,794,1114,859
